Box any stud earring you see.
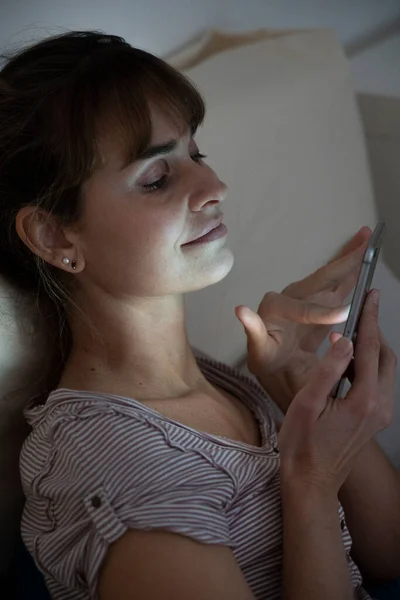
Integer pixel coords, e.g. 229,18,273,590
62,257,77,270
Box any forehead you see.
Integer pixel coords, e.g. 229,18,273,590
98,105,190,171
149,106,186,142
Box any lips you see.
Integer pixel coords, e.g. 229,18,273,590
182,216,224,246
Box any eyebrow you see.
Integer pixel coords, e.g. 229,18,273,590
121,139,178,171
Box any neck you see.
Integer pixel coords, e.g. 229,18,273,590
60,290,210,400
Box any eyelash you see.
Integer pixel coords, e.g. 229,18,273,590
142,152,207,192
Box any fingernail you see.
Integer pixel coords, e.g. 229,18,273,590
371,289,380,304
333,336,353,356
342,303,351,319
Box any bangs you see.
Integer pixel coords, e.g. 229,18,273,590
32,39,206,211
83,46,206,171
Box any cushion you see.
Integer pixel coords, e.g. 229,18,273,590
0,281,51,575
167,28,377,365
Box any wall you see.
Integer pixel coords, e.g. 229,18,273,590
1,0,400,72
352,34,400,96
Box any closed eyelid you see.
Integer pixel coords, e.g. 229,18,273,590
131,138,201,182
137,160,168,184
128,133,193,170
136,152,185,174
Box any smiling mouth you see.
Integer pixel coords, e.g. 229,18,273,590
181,222,228,246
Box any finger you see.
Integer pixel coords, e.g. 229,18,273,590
329,333,355,383
235,305,271,357
283,228,371,299
378,329,397,400
322,227,371,298
344,359,355,385
296,336,353,411
352,290,380,390
329,226,372,262
330,331,342,344
287,242,366,298
261,292,350,325
333,247,366,298
322,242,366,289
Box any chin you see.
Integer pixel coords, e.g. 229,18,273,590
187,246,235,293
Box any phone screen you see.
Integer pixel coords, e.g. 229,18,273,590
332,222,385,398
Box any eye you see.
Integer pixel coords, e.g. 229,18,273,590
140,151,206,193
140,159,169,193
142,174,168,192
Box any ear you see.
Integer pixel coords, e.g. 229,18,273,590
15,206,83,272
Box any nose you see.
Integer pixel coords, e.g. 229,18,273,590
187,166,227,212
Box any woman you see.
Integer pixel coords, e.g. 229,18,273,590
1,30,399,600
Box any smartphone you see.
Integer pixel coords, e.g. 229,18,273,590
332,222,385,398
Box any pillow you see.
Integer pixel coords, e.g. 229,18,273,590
167,28,377,365
0,280,51,575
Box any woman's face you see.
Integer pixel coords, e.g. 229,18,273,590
76,108,234,299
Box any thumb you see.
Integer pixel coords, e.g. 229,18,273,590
297,337,353,411
235,305,268,356
329,331,343,345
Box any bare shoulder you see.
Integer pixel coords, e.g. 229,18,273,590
98,529,254,600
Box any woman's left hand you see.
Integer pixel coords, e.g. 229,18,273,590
235,226,372,413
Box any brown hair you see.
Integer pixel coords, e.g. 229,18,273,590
0,30,205,395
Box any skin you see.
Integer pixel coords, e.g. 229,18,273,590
16,108,236,408
236,226,400,582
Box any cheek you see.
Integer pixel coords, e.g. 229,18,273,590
125,209,182,258
83,197,182,267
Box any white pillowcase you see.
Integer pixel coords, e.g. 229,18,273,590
168,28,377,364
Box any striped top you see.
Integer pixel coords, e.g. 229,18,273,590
20,353,371,600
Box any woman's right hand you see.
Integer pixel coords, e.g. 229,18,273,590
278,289,396,496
